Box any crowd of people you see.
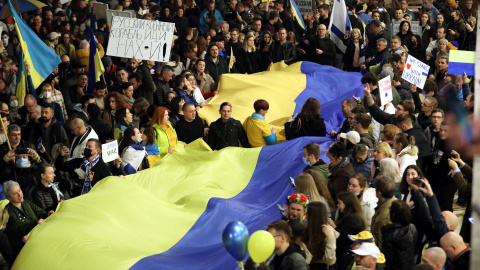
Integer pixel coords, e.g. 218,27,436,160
0,0,476,268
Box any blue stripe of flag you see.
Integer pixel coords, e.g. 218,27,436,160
449,62,475,76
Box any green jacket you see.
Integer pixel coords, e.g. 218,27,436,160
153,122,182,156
304,161,330,186
371,197,396,250
5,200,47,254
447,19,466,41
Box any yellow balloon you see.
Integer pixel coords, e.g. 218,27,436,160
248,230,275,263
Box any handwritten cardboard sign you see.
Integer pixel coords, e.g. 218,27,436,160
102,140,118,163
296,0,314,15
402,54,430,89
379,76,393,107
106,16,175,62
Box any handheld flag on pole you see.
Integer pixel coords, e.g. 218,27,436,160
289,0,306,30
9,0,61,106
0,0,46,19
86,15,105,94
328,0,351,53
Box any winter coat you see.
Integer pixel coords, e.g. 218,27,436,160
204,55,229,82
312,36,336,66
335,213,365,270
32,183,60,212
328,159,355,200
396,145,418,177
446,18,466,41
395,82,412,101
285,117,326,140
196,72,215,93
268,40,297,65
360,188,378,231
69,126,99,160
382,223,417,270
207,117,250,150
75,43,105,72
342,37,364,69
352,153,374,180
152,122,182,156
371,197,396,249
404,125,430,158
359,133,376,148
303,159,330,186
237,49,263,74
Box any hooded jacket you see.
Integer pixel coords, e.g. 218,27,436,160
396,145,418,176
360,187,378,231
382,223,417,270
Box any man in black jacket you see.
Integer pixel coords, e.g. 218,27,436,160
396,113,430,169
154,66,173,107
267,220,309,270
28,104,68,155
268,28,297,65
129,61,155,105
207,102,250,150
87,103,112,143
175,103,208,144
364,86,417,126
312,24,336,66
56,138,120,196
366,19,390,59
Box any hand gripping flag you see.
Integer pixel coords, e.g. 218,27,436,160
328,0,352,53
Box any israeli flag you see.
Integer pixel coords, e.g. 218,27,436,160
328,0,352,53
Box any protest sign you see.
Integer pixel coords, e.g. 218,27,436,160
378,76,393,107
106,16,175,62
106,10,133,24
102,140,118,163
392,21,420,36
449,50,475,76
94,2,109,20
402,54,430,89
296,0,314,15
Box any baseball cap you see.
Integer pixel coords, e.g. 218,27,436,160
48,32,61,40
349,231,375,243
340,131,360,144
351,243,380,259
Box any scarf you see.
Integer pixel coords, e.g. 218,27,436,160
123,95,134,106
48,182,64,200
329,157,350,172
79,155,100,195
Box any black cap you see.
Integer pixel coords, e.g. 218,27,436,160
212,35,224,42
71,59,86,69
369,19,381,27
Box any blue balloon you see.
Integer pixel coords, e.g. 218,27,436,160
222,221,249,261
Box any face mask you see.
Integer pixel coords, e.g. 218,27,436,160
16,158,29,167
43,91,52,99
302,157,310,165
354,192,360,196
83,148,93,158
2,38,7,44
135,138,142,144
411,41,417,47
9,99,18,108
423,4,430,9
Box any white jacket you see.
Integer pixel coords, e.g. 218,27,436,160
361,188,378,231
396,145,418,177
69,126,99,160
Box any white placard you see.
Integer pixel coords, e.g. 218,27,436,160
296,0,314,15
106,16,175,62
106,9,133,24
392,21,420,36
378,76,393,107
102,140,118,163
94,2,109,21
402,54,430,89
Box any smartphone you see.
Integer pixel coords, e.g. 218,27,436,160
412,178,425,188
378,7,384,12
289,176,296,187
469,217,474,224
15,148,28,155
37,138,43,150
277,204,286,217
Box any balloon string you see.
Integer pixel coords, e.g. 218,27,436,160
236,261,244,270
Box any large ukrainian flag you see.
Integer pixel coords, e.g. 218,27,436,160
12,62,363,269
10,0,61,106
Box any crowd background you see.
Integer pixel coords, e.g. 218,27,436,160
0,0,476,268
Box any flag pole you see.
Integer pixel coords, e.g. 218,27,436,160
0,115,11,150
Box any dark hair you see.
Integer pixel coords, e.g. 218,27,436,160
175,74,186,87
299,97,321,121
41,103,54,112
399,165,423,195
95,81,106,90
395,113,413,126
219,102,232,111
352,144,369,158
336,191,366,229
375,175,395,198
87,138,102,150
142,125,156,145
351,105,366,114
361,72,378,86
354,113,372,129
399,100,415,115
253,99,269,112
305,202,328,260
398,20,412,35
394,132,415,148
390,200,412,225
328,141,346,158
81,94,94,107
129,72,142,82
133,98,150,116
171,96,184,113
115,107,130,126
118,126,137,155
121,82,133,91
87,103,101,119
288,219,305,246
266,220,292,242
38,164,54,179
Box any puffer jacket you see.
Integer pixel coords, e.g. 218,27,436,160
382,223,417,270
396,145,418,177
269,242,309,270
75,43,105,72
207,117,251,150
32,183,59,212
360,188,378,231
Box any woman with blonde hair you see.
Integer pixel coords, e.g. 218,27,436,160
0,56,16,95
371,142,395,180
294,171,334,218
238,34,262,74
377,157,402,198
342,28,364,71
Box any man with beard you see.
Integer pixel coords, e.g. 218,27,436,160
28,104,68,155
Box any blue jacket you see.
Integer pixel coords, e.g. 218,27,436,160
199,9,224,33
